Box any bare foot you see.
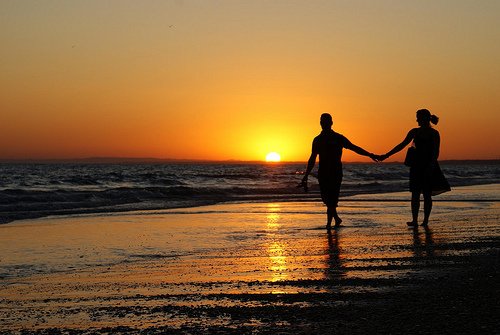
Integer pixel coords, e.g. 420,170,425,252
334,217,342,227
421,220,429,226
406,221,418,227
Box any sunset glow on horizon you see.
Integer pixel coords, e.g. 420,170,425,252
265,152,281,163
1,1,499,162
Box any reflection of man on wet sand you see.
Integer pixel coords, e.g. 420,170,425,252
300,113,378,229
325,230,345,281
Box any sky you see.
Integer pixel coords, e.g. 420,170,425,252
1,0,499,162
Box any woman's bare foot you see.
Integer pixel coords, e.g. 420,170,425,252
406,221,418,227
334,217,342,227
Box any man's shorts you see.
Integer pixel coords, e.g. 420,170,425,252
319,174,342,208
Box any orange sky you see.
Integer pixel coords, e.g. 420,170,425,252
1,1,499,162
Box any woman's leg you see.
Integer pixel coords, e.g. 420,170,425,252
408,191,420,226
422,191,432,226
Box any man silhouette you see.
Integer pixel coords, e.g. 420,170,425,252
300,113,378,229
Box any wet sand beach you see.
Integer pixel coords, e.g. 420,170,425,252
0,185,499,334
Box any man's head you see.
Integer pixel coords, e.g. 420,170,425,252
320,113,333,130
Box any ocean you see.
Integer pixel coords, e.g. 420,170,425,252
1,161,498,224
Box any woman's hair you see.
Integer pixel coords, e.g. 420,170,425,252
417,109,439,125
430,114,439,125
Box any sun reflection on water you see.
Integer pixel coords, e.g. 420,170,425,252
266,213,280,230
268,241,288,282
265,203,289,284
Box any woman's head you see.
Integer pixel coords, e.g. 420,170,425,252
416,109,439,126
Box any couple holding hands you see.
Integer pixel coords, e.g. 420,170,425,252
300,109,450,229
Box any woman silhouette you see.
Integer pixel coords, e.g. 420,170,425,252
380,109,450,227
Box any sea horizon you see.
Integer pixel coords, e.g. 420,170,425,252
0,157,499,165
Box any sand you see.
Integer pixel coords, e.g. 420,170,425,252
0,185,499,334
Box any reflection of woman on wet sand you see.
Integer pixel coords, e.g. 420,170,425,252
379,109,450,227
412,226,435,258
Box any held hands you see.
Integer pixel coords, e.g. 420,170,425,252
370,153,390,162
369,153,380,162
378,153,390,161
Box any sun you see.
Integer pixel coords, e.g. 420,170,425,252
265,152,281,162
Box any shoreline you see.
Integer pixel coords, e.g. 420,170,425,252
1,183,499,226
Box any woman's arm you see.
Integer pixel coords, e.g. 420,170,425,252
381,129,415,160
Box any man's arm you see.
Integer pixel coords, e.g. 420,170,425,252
343,138,378,161
303,151,317,181
299,141,317,190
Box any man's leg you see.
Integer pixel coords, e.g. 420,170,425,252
333,208,342,227
326,207,333,229
322,175,342,229
332,177,342,227
326,206,342,229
